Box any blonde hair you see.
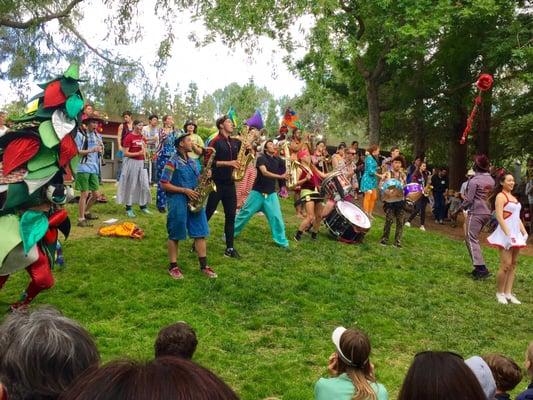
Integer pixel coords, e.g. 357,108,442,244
337,329,377,400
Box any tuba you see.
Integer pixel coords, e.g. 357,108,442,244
189,147,217,213
282,141,313,190
232,125,255,182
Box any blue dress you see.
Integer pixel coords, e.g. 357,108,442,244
156,129,178,210
360,155,378,192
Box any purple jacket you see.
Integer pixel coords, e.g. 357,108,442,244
461,172,494,215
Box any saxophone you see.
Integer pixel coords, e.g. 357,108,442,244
232,125,255,182
188,147,216,213
423,172,433,197
282,141,313,190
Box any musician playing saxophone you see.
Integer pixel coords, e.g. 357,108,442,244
205,115,244,259
160,131,218,280
234,140,290,249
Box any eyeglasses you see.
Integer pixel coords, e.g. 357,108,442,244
348,152,356,155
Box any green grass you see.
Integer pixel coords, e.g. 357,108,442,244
1,183,532,399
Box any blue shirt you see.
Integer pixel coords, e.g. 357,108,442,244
314,374,388,400
160,153,199,206
75,130,100,174
361,155,379,192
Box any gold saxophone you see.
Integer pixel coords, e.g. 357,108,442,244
232,126,255,182
282,141,313,190
423,173,433,197
188,147,216,213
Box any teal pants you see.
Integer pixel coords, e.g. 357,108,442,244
234,190,289,248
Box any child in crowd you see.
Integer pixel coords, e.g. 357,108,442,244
447,190,463,228
154,322,198,360
314,327,388,400
517,341,533,400
482,354,522,400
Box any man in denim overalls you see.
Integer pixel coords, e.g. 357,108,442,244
160,132,217,279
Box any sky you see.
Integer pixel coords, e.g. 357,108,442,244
0,0,309,107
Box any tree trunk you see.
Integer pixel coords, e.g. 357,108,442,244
412,97,426,158
475,89,492,156
448,105,469,190
366,78,380,145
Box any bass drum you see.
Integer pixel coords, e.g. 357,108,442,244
324,201,371,243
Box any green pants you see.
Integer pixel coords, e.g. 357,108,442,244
234,190,289,248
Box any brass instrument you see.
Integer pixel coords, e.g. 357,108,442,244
189,147,216,213
232,125,255,182
282,141,313,190
423,173,433,197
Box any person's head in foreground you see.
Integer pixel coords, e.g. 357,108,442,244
59,357,239,400
482,353,522,396
398,351,488,400
314,327,387,400
155,322,198,360
0,306,100,400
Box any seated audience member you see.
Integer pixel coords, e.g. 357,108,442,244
398,351,487,400
59,357,239,400
482,354,522,400
465,356,497,400
448,190,463,227
517,341,533,400
314,327,388,400
0,306,99,400
154,321,198,359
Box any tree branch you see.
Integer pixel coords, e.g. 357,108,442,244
62,19,136,67
0,0,84,29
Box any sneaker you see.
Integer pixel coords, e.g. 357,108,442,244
438,220,444,225
506,294,521,304
310,232,317,240
224,248,241,259
380,239,388,246
257,211,265,216
404,221,411,227
77,219,93,227
496,293,508,304
471,269,491,280
84,212,99,220
126,209,136,218
168,266,184,280
419,225,426,231
140,207,152,215
201,267,218,278
393,242,402,248
294,232,302,242
158,207,166,213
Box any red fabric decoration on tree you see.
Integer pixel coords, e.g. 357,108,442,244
460,74,494,145
3,137,41,175
58,134,78,167
44,80,67,108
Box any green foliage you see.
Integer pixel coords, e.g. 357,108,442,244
1,183,531,399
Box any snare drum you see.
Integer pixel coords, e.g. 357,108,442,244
324,201,371,243
381,179,404,203
404,183,423,204
320,171,353,200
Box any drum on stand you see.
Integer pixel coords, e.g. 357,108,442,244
320,170,353,201
324,200,371,243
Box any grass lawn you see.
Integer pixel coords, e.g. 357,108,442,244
1,183,532,399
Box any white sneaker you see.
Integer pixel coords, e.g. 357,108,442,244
404,221,411,227
419,225,426,231
506,294,521,304
496,293,508,304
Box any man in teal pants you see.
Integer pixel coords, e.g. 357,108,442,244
234,140,289,248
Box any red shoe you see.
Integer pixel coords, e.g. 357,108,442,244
168,266,184,280
201,266,218,278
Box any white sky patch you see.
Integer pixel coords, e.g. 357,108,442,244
0,0,310,107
